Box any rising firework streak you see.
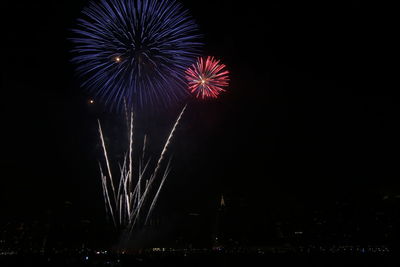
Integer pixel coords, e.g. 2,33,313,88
97,105,186,234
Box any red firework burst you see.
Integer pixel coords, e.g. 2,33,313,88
185,56,229,99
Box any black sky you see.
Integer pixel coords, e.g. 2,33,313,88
1,0,397,230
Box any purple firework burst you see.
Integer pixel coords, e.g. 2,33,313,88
71,0,202,111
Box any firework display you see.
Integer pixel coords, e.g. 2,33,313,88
98,106,186,234
71,0,202,110
70,0,231,242
185,56,229,99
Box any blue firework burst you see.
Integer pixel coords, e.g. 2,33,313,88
71,0,202,111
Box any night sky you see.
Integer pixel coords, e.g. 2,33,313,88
2,0,397,237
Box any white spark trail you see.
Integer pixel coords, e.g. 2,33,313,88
145,158,172,225
99,163,116,227
117,156,127,206
97,105,186,235
142,134,147,162
127,112,134,204
150,105,186,185
98,120,117,205
132,105,186,229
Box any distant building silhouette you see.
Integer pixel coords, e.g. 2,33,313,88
213,194,226,249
